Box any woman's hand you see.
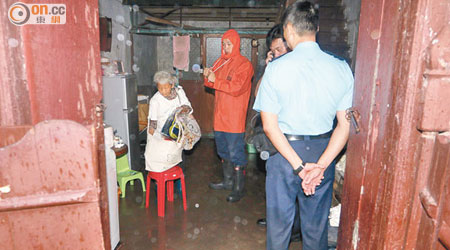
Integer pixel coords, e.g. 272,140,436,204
203,68,211,78
203,68,215,83
179,105,192,114
207,71,216,82
148,120,157,135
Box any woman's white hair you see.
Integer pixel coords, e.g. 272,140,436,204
153,71,174,85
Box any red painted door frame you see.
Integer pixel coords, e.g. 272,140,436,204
338,0,450,249
0,0,110,248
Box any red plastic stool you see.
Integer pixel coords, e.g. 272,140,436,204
145,166,187,217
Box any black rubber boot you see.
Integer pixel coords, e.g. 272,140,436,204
209,160,233,190
226,165,245,202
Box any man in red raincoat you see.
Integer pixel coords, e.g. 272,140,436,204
203,29,254,202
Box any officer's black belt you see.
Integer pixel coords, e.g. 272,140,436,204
284,131,333,141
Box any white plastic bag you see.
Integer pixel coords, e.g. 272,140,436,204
145,132,182,172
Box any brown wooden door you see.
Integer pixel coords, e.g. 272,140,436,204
338,0,450,249
0,121,106,249
406,1,450,248
181,79,215,136
0,0,110,248
413,134,450,249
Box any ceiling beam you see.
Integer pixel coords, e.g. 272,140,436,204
132,27,269,36
123,0,280,8
145,7,279,14
142,6,278,22
159,7,181,18
139,8,155,17
145,15,198,29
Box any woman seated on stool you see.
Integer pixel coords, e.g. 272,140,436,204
145,71,193,173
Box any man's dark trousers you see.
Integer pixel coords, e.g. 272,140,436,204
214,131,247,166
266,137,335,250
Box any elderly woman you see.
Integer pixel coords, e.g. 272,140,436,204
145,71,193,173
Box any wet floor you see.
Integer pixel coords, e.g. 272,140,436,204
117,138,303,250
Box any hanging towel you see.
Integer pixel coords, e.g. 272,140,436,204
173,35,190,71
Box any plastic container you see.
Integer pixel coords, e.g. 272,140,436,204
246,143,257,154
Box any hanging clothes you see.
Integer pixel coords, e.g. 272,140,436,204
173,35,190,71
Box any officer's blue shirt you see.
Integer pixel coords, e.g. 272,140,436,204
253,41,354,135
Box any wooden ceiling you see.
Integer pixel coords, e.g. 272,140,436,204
142,7,279,22
124,0,282,23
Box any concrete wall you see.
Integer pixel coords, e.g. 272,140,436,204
156,36,174,73
342,0,361,70
99,0,133,72
99,0,157,93
133,34,157,90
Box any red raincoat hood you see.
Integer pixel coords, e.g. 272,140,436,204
221,29,241,59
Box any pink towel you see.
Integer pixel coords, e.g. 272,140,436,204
173,36,190,71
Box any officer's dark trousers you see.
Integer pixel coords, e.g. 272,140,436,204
266,137,335,250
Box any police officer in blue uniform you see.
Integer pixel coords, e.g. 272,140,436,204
253,1,354,249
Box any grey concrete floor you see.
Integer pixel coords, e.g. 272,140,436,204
117,138,303,250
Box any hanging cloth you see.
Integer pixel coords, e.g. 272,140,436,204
173,35,190,71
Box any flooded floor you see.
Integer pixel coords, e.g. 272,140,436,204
117,138,303,250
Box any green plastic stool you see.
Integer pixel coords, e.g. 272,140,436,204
116,154,146,198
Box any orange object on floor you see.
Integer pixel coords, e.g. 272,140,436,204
145,166,187,217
